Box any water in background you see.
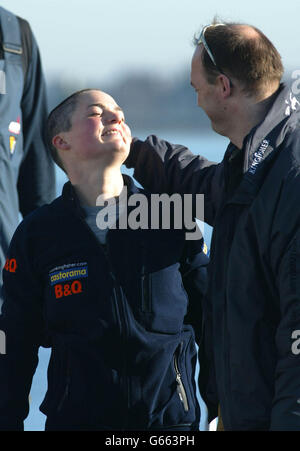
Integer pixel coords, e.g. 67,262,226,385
24,131,229,431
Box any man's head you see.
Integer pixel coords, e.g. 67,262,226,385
192,21,283,98
190,21,284,139
47,89,131,174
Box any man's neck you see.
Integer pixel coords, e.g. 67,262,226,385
69,165,124,207
227,87,279,149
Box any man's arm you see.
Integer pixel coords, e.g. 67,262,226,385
125,135,224,226
180,239,208,343
269,167,300,431
17,20,56,217
269,228,300,431
0,222,44,430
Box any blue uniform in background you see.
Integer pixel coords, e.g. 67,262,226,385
0,7,55,308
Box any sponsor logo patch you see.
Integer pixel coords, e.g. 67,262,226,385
49,262,88,286
248,139,269,175
4,258,17,273
54,281,83,299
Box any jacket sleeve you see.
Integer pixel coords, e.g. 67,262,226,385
179,238,208,343
125,135,225,226
269,168,300,431
17,21,56,217
0,221,44,430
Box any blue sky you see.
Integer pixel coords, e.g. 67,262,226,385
1,0,299,84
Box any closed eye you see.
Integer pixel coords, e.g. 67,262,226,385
89,112,102,117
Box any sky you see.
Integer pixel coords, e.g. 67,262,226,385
1,0,299,85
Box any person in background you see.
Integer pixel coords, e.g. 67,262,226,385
0,6,55,309
0,89,215,431
125,21,300,431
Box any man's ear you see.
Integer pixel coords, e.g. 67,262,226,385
52,135,71,151
217,74,232,99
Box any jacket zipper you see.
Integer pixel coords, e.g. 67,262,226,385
77,215,130,429
213,219,233,429
106,238,130,429
174,345,189,412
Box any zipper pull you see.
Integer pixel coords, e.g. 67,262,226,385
176,373,189,412
174,349,189,412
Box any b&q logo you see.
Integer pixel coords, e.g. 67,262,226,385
4,258,17,273
49,263,87,299
54,280,83,299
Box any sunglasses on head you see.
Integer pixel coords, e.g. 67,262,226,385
197,24,233,87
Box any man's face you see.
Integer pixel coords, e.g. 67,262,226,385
190,45,220,126
63,90,131,164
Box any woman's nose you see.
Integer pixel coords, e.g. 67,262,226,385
104,109,123,124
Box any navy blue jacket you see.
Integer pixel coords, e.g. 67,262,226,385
125,84,300,431
0,175,212,431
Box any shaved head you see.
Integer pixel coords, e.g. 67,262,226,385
47,89,96,171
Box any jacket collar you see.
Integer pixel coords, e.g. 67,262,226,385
61,173,140,217
243,83,299,172
226,83,300,205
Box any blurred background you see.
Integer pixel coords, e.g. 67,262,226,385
1,0,299,431
2,0,298,128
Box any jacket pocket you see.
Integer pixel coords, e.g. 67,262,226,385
173,343,189,412
40,343,70,415
138,265,188,334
